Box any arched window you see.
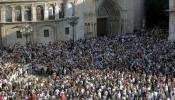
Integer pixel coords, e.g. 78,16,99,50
15,6,22,21
48,4,55,20
24,6,32,21
36,5,44,20
59,3,64,18
66,2,74,17
5,5,12,22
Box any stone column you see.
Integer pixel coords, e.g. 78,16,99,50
64,0,68,18
55,3,60,20
44,3,49,20
121,10,127,33
32,4,37,21
168,0,175,41
21,5,25,21
1,6,6,23
170,0,174,10
12,6,15,22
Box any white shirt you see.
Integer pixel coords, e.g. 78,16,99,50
120,85,123,90
81,88,85,94
154,91,158,97
165,85,168,91
55,89,60,95
118,92,121,99
98,92,101,98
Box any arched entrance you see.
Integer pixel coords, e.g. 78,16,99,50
97,0,121,36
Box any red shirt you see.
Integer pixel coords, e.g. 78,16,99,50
0,96,3,100
28,96,32,100
61,95,66,100
28,93,36,100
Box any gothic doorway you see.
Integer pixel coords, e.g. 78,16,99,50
96,0,121,35
97,17,107,37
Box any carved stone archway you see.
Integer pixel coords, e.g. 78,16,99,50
96,0,122,35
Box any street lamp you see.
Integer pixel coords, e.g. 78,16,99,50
19,24,33,64
20,24,33,45
67,16,79,47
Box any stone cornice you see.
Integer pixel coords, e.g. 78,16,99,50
0,18,69,24
0,0,59,3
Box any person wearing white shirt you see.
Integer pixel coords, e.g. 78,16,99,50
81,88,85,95
117,92,121,99
165,84,170,98
98,91,102,99
154,91,158,99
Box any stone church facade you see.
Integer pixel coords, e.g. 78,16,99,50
0,0,145,47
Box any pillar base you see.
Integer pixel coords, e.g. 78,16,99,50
168,32,175,41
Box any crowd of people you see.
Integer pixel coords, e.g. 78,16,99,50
135,28,168,39
0,33,175,99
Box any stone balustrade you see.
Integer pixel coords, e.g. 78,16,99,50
0,0,66,23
